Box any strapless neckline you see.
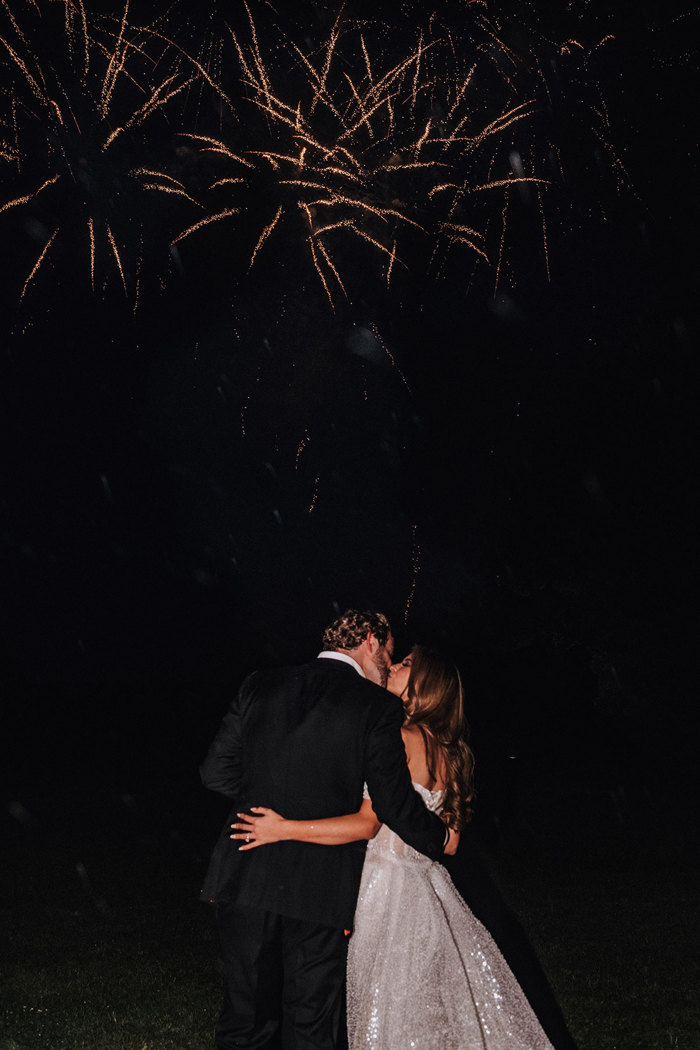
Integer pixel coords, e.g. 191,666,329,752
412,781,444,802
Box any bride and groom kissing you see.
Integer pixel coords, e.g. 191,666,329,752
200,608,555,1050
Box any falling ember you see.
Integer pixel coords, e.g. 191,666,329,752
106,223,128,297
440,222,490,265
360,35,373,85
0,174,60,215
171,208,241,247
308,476,320,514
386,240,397,287
102,126,123,151
99,0,130,117
295,429,310,470
249,204,283,271
133,226,143,314
20,227,59,300
240,366,263,438
177,133,255,169
88,216,95,291
316,240,347,301
307,237,336,310
467,177,548,194
404,526,421,624
370,324,411,394
537,185,550,282
494,189,509,297
210,177,247,190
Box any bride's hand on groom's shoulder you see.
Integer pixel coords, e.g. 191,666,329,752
231,807,287,850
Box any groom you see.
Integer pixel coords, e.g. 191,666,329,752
200,608,448,1050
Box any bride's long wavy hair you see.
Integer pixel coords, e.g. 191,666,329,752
403,645,475,831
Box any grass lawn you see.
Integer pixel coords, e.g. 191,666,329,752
2,829,220,1050
2,793,698,1050
489,828,700,1050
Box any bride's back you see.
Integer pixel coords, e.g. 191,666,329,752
401,724,447,792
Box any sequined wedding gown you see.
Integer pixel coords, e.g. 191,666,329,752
347,784,555,1050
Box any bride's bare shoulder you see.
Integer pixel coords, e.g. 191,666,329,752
400,725,423,749
401,725,426,768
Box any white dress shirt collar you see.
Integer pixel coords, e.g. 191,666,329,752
317,651,366,678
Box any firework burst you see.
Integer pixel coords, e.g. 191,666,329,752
169,3,552,309
0,0,197,307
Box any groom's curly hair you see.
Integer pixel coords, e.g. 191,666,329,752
322,609,391,651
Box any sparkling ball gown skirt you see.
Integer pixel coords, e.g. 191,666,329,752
347,784,555,1050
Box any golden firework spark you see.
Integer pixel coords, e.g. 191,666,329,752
171,207,241,247
249,204,283,270
308,476,320,514
88,215,95,291
369,324,411,392
295,428,310,470
0,173,59,214
106,222,127,296
20,226,59,300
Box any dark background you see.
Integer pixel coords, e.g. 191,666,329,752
1,0,697,853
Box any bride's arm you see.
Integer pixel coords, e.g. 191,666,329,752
230,798,381,849
444,827,459,855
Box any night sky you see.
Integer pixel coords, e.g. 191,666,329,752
1,0,697,826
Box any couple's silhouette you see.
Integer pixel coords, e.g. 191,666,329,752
200,608,567,1050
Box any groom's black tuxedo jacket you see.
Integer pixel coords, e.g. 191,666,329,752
200,656,446,928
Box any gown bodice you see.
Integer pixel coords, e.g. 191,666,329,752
366,781,445,865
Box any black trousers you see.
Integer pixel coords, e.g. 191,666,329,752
215,901,348,1050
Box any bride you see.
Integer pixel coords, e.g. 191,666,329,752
232,645,555,1050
